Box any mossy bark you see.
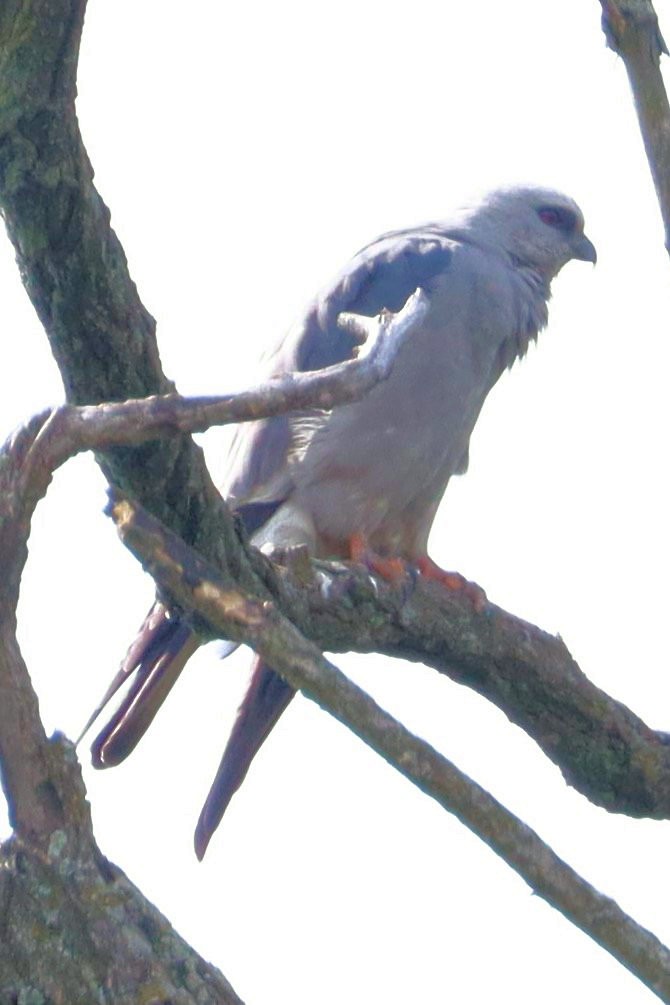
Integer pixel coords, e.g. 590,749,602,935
0,3,248,1000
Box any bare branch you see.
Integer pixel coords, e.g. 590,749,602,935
5,373,670,826
0,413,95,852
0,0,258,596
0,414,245,1000
108,490,670,1002
599,0,670,250
25,294,427,464
0,297,419,851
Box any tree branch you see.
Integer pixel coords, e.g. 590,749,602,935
5,374,670,835
0,829,244,1005
0,412,96,853
107,489,670,1002
21,295,427,464
0,0,262,593
599,0,670,250
0,417,245,1003
0,295,421,852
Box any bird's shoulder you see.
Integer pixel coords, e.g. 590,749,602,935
265,224,472,376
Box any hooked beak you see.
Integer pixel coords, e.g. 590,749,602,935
572,232,597,264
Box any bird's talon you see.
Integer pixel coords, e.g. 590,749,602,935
348,533,410,585
416,557,488,612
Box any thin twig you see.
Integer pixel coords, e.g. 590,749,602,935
25,293,427,467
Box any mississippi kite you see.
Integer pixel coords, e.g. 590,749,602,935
86,185,596,858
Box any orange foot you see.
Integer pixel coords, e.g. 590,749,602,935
347,535,487,612
348,532,408,584
416,556,487,612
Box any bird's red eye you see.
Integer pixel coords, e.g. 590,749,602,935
538,208,561,226
537,206,576,232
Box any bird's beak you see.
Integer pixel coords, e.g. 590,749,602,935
572,233,597,264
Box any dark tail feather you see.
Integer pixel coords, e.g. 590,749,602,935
86,603,198,768
194,657,295,859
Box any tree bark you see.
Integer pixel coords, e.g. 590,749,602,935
599,0,670,250
0,816,243,1005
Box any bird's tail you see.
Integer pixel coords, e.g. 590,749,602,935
194,656,295,859
82,602,199,767
82,605,294,858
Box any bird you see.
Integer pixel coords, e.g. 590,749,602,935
84,185,596,859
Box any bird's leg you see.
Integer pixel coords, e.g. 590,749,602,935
416,556,487,611
348,532,408,583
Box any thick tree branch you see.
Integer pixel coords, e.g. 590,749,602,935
5,0,657,828
4,384,670,831
0,0,263,594
108,490,670,1002
0,412,97,854
0,6,249,996
3,363,670,1005
0,829,244,1005
599,0,670,250
0,420,244,1003
0,297,420,852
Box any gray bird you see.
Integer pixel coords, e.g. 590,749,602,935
87,185,596,858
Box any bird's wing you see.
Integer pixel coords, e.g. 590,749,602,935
223,229,455,511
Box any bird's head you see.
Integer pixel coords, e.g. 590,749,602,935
467,186,597,279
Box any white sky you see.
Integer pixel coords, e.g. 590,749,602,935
2,1,670,1001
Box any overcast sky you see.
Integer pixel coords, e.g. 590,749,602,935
2,1,670,1002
